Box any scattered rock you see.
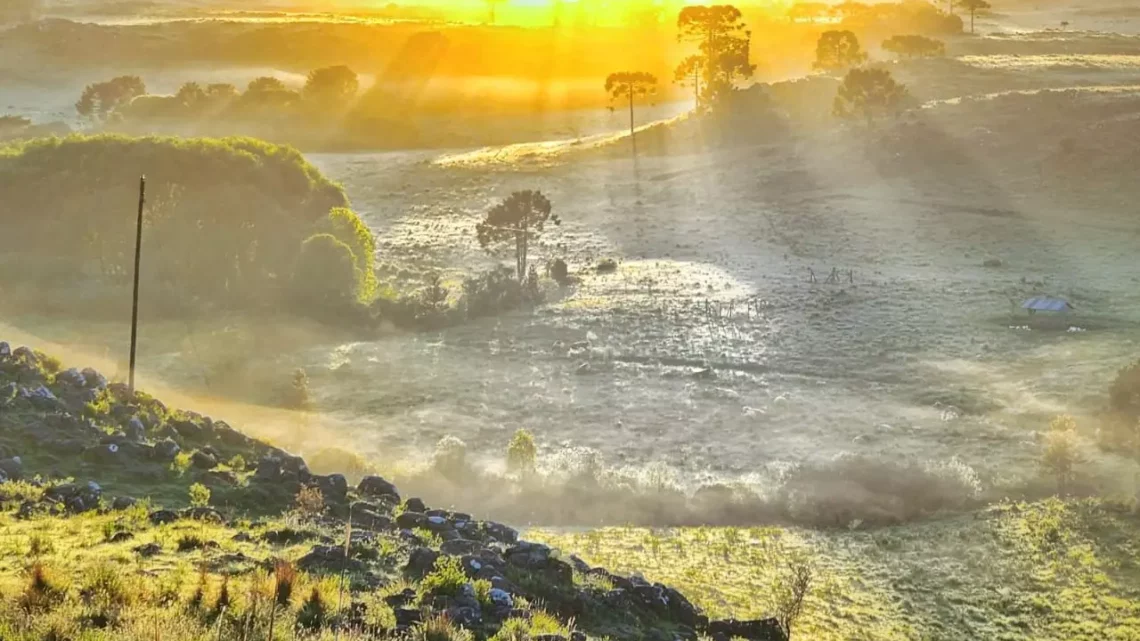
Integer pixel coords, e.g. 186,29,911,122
396,511,427,529
125,417,147,441
441,539,482,556
0,456,23,480
232,532,253,542
485,521,519,544
149,509,179,525
152,438,181,462
111,496,138,511
190,450,217,470
358,475,400,501
134,542,162,557
404,497,426,513
706,618,787,641
316,474,348,501
406,547,440,578
297,545,367,574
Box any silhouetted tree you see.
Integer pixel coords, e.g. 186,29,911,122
486,0,507,24
477,191,560,283
303,65,360,106
677,5,755,107
605,71,657,146
248,77,287,93
956,0,990,33
673,55,704,108
175,82,207,109
814,30,867,71
882,34,946,58
833,67,909,125
239,77,300,112
787,2,829,23
76,76,147,122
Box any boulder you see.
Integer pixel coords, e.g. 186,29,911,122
484,521,519,544
425,515,454,532
383,587,417,608
352,505,393,530
152,438,181,461
357,475,400,501
316,474,348,501
125,417,147,442
706,618,787,641
80,368,107,389
405,547,440,578
297,545,367,574
111,496,138,511
199,470,239,487
441,539,482,556
56,368,86,387
149,509,179,525
0,456,23,480
171,420,204,440
404,497,426,513
134,542,162,557
190,450,217,470
396,511,427,530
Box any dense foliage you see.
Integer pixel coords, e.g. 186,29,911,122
0,135,372,318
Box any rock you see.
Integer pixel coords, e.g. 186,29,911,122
190,450,217,470
441,539,482,556
404,497,426,513
171,420,204,440
149,509,179,525
0,456,23,480
396,511,427,530
0,342,9,357
254,456,282,480
214,422,251,448
394,607,421,626
109,531,134,543
983,258,1003,268
262,529,315,545
0,382,16,405
663,585,705,628
484,521,519,544
383,588,417,608
297,545,366,574
352,505,393,530
425,515,454,532
152,438,181,461
134,542,162,557
232,532,253,542
181,506,223,523
125,417,147,442
706,618,787,641
357,475,400,501
316,474,348,501
80,368,107,389
56,368,86,387
405,547,440,578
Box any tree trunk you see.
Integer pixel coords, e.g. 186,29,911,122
970,9,975,33
628,89,636,155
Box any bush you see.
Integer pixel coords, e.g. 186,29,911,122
294,484,326,518
550,258,569,285
433,436,469,481
291,233,362,308
283,368,312,410
506,429,538,474
414,614,475,641
419,556,468,601
1042,415,1084,493
188,482,211,507
19,563,69,613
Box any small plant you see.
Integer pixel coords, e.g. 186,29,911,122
19,562,69,613
171,451,193,475
227,454,246,471
28,532,55,557
506,428,538,474
419,555,469,601
528,610,571,636
413,614,474,641
1042,415,1085,493
177,535,207,552
294,484,326,519
472,579,493,609
284,368,313,410
550,258,569,285
297,586,327,630
188,482,211,507
433,435,469,481
362,592,397,631
774,557,814,639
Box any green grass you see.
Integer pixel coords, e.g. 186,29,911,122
528,497,1140,641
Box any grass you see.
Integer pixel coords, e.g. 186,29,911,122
528,497,1140,641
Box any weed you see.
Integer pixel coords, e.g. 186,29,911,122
177,535,207,552
188,482,211,507
506,428,538,474
413,614,474,641
294,484,325,519
28,532,55,557
19,562,69,613
419,556,468,601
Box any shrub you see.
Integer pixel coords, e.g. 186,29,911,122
433,436,469,481
1042,415,1084,493
19,563,69,613
297,587,327,630
506,429,538,474
550,258,569,285
774,558,814,639
28,532,55,557
227,454,246,471
188,482,211,507
80,562,130,609
294,484,326,519
596,258,618,273
283,368,313,410
177,535,207,551
291,233,362,309
413,614,475,641
362,593,397,631
419,556,468,601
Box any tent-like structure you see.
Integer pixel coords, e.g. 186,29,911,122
1022,296,1073,313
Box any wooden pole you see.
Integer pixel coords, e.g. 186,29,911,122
129,175,145,394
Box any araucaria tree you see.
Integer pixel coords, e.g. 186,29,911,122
676,5,755,108
813,30,867,71
957,0,991,34
673,55,704,108
477,191,560,283
75,76,147,122
833,67,909,125
605,71,657,142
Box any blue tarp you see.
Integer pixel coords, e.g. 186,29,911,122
1022,296,1072,312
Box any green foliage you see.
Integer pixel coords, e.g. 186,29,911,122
28,532,55,558
414,614,475,641
506,428,538,474
188,482,211,508
293,484,326,519
832,67,909,124
362,592,397,631
324,207,378,301
813,30,867,71
472,579,493,609
419,555,468,601
76,76,146,121
476,190,560,283
171,451,193,476
303,66,361,106
1041,415,1084,493
227,454,246,471
291,233,361,308
80,562,131,609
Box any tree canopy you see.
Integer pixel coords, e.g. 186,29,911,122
676,5,755,108
833,67,910,124
605,71,658,140
76,76,147,122
476,191,559,283
882,34,946,58
303,66,360,106
813,30,867,71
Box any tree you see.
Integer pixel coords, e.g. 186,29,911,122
833,67,909,125
175,82,207,109
248,77,287,94
486,0,507,24
956,0,990,34
882,34,946,58
291,233,361,307
476,191,560,283
605,71,657,147
303,65,360,106
677,5,755,107
813,30,867,71
673,55,704,108
1041,415,1084,493
75,76,147,122
774,558,814,639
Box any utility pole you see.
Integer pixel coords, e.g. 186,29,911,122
128,176,145,394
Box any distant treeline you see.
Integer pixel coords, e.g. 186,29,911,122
0,135,376,321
